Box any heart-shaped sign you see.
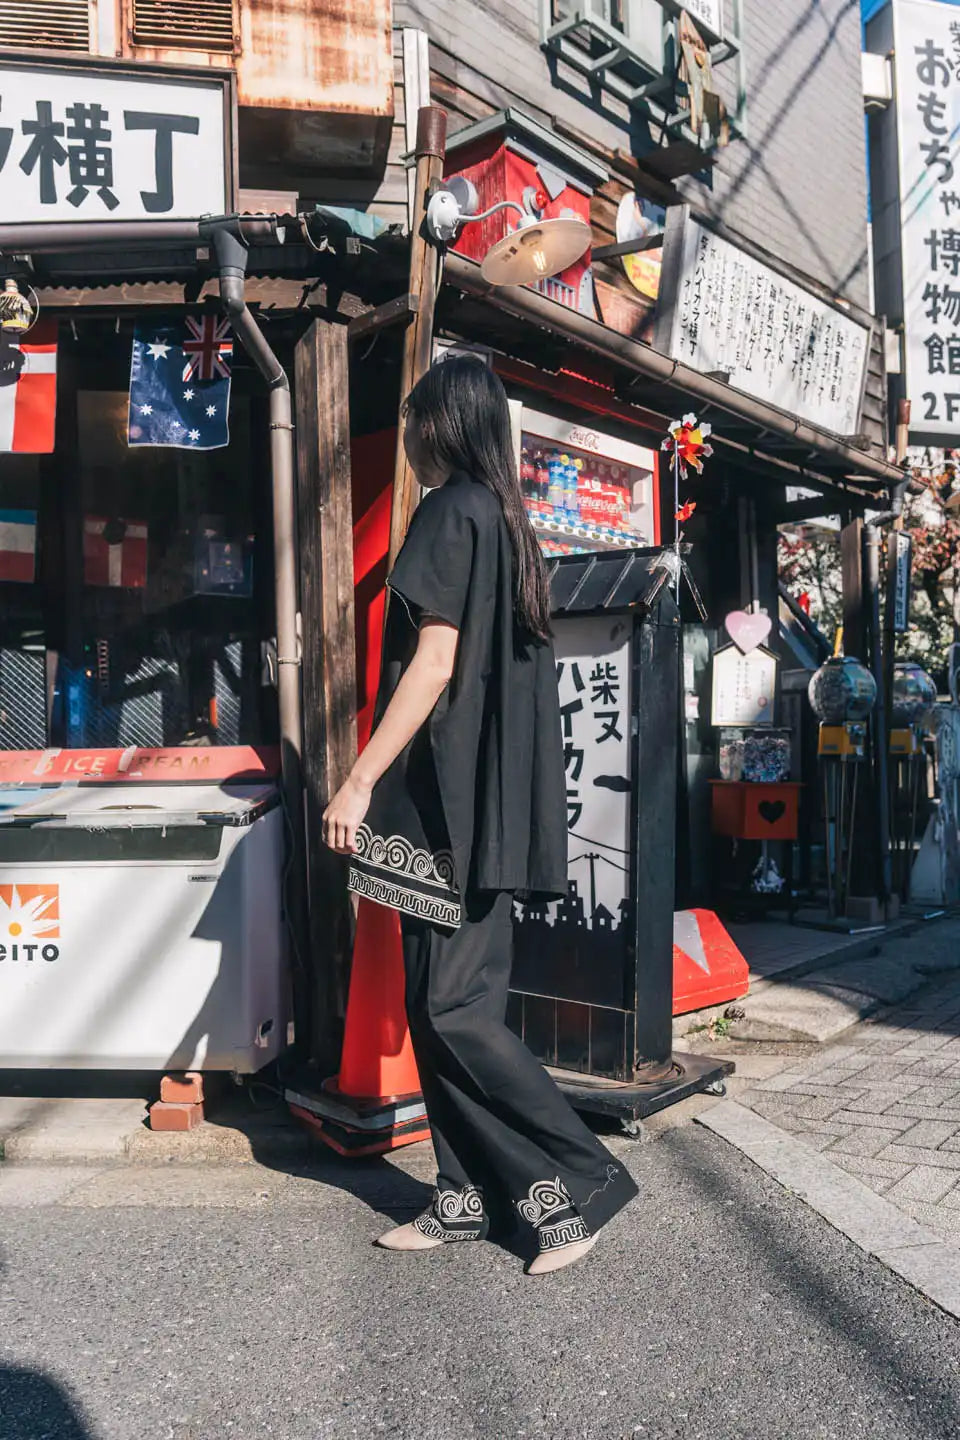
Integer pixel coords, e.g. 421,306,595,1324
725,610,772,655
758,800,786,824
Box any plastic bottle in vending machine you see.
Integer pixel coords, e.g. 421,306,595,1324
576,460,596,527
600,465,619,534
612,465,629,531
534,450,550,506
520,443,536,509
564,455,582,523
547,451,566,516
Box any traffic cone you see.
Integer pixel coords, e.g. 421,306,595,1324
672,909,749,1015
287,897,430,1156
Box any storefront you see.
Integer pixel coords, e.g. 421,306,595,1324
0,79,909,1100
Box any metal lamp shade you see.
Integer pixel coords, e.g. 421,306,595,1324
480,215,592,286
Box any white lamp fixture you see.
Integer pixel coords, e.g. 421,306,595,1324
426,176,592,286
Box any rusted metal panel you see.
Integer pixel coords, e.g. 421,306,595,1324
119,0,392,119
238,0,392,117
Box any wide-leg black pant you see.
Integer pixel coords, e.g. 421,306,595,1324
400,890,638,1238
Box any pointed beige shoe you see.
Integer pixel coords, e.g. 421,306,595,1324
525,1235,598,1276
374,1221,444,1251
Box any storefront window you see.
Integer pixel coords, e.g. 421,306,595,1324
0,320,275,752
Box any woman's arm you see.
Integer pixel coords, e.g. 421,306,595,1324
322,618,459,855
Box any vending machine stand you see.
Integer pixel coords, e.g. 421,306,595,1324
510,549,733,1131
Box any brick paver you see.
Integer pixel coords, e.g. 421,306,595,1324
735,963,960,1247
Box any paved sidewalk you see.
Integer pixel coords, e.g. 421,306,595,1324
734,966,960,1245
4,1130,960,1439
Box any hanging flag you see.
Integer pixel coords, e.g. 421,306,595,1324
0,321,57,454
128,317,232,450
83,517,148,589
0,509,37,582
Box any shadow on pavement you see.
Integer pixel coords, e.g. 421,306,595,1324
0,1365,93,1439
672,1127,960,1432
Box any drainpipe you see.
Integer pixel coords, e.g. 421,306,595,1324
207,221,308,1036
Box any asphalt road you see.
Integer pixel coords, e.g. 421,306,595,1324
2,1127,960,1440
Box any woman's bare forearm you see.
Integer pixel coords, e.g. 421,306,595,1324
351,652,450,791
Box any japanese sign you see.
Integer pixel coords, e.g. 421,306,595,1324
551,615,632,929
0,61,230,224
512,614,632,1008
892,530,913,633
887,1,960,440
711,644,777,727
656,211,870,437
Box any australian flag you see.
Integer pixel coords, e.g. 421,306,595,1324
128,317,232,450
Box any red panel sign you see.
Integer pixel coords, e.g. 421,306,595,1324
0,745,280,785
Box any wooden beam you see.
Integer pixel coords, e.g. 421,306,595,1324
591,234,665,261
293,318,358,1070
389,105,447,567
347,293,418,344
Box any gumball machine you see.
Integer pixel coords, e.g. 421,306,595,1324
808,656,878,916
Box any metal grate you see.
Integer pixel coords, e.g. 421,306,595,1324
64,655,188,749
213,641,242,746
0,0,91,51
0,650,46,750
131,0,235,51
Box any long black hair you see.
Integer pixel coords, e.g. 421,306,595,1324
404,357,552,641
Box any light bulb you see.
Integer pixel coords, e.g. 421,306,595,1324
520,227,550,275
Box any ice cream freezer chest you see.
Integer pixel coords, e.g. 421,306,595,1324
0,782,287,1071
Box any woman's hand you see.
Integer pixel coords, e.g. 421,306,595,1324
322,774,372,855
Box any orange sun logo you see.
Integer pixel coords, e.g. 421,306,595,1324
0,883,59,942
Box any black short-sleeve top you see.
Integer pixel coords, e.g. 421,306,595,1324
367,470,568,904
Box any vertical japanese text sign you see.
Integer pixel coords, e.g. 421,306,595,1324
655,209,870,437
890,0,960,439
554,616,632,928
0,60,232,224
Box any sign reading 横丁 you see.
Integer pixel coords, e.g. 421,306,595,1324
0,61,231,223
656,210,870,437
885,0,960,440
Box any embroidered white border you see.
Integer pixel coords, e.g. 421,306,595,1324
348,869,462,928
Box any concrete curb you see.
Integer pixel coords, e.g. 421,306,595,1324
698,1099,960,1320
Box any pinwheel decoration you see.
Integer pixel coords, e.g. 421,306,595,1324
657,412,711,620
662,414,713,478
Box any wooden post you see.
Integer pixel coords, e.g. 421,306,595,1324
294,318,358,1070
389,104,447,567
841,517,865,661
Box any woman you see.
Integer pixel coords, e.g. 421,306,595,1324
322,357,637,1275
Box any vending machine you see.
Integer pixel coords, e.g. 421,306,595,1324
516,407,660,557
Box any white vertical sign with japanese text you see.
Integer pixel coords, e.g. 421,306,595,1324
553,615,631,929
0,62,230,223
891,0,960,439
657,212,870,437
